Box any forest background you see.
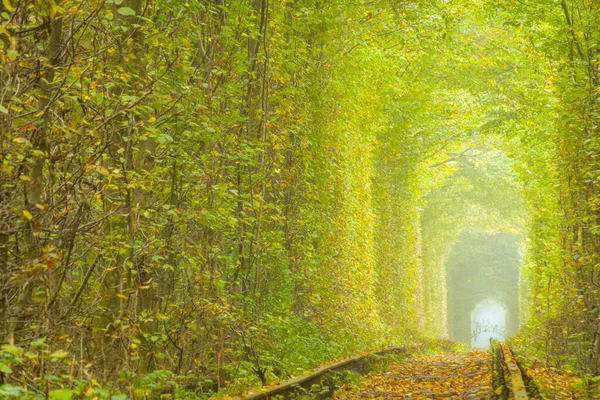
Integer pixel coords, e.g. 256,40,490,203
0,0,599,398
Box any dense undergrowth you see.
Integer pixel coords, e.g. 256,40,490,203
0,0,599,398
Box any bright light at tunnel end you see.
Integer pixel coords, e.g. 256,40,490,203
471,299,506,349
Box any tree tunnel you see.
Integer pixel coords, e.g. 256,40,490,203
446,231,521,347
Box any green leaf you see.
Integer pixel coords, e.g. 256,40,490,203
1,0,13,13
0,363,12,374
117,7,135,16
157,133,173,144
31,337,47,347
49,389,77,400
0,384,24,397
49,349,68,359
0,104,8,114
1,345,24,356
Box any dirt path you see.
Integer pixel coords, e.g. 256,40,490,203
335,350,492,399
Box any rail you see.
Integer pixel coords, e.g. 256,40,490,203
229,341,530,399
231,346,406,399
494,341,529,400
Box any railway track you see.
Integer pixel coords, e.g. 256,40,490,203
229,341,531,399
492,342,530,400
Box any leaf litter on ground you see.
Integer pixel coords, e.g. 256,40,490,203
334,350,492,399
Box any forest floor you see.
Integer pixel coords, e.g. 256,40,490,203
334,350,492,399
517,357,591,399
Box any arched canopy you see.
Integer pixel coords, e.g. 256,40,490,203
446,231,520,345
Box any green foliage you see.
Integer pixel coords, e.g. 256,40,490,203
0,0,441,396
0,0,599,396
